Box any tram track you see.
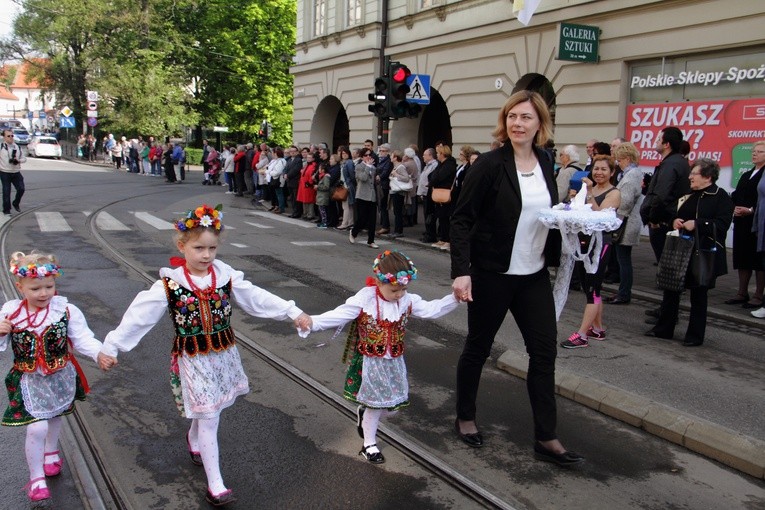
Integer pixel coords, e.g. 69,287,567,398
82,198,521,510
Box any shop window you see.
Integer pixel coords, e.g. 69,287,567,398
629,48,765,103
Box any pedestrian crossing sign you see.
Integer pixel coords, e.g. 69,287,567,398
406,74,430,105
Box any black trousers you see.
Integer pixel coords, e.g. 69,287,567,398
378,188,390,229
352,199,377,244
390,192,405,234
0,171,24,214
649,224,671,263
456,268,558,441
654,287,709,344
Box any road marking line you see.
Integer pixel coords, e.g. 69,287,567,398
230,243,248,248
36,212,72,232
83,211,130,231
291,241,336,246
244,221,274,229
248,211,313,228
132,211,175,230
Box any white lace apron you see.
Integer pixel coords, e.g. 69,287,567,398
21,364,77,419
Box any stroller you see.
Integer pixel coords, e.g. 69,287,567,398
203,157,221,185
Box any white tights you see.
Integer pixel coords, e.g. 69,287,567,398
362,408,397,450
25,417,62,489
187,417,226,494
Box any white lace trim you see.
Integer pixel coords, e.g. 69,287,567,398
159,260,233,291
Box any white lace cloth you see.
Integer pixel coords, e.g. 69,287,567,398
538,202,622,320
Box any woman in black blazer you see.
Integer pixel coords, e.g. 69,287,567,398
450,90,583,466
645,158,734,346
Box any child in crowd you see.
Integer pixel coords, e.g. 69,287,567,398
0,251,107,503
98,204,311,507
315,161,332,228
305,251,460,463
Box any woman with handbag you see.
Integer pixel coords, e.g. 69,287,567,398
388,150,412,238
605,143,645,305
428,144,457,250
645,158,734,346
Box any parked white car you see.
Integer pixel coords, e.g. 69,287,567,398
28,136,62,159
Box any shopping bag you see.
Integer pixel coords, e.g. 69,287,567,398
656,232,694,292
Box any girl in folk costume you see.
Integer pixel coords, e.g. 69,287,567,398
0,252,107,503
98,204,311,507
306,251,460,463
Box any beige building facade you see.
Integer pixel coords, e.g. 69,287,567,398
291,0,764,188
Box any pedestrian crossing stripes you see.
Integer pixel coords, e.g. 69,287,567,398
244,221,274,229
36,212,72,232
83,211,131,231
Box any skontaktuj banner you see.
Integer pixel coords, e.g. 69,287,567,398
626,98,765,187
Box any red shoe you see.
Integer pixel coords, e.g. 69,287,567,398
44,450,63,476
24,477,50,502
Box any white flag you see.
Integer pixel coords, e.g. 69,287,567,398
513,0,542,26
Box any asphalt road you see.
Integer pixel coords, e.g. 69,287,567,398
0,158,762,509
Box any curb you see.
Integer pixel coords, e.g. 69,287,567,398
497,350,765,479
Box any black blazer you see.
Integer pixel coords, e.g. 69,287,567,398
450,143,561,278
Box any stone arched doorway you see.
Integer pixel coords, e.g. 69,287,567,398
310,96,349,152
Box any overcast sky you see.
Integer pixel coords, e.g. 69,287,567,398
0,0,21,39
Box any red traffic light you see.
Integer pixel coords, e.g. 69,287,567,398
392,65,411,83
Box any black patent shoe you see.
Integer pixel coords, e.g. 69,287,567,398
359,444,385,464
645,307,660,318
356,406,365,439
454,418,484,448
533,442,584,466
205,489,236,506
682,340,703,347
186,432,203,466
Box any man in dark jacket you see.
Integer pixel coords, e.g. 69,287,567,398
640,126,691,262
375,143,393,234
285,146,303,217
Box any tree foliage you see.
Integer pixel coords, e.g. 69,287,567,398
0,0,295,144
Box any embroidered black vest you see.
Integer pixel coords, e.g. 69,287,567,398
355,304,412,358
12,310,70,374
163,278,235,357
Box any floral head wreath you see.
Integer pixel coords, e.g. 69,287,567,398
175,204,224,232
10,262,62,279
372,250,418,286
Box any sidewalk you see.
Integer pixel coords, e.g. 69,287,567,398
383,218,765,480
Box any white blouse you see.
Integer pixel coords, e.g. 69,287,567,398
101,259,304,357
507,163,551,275
0,296,102,363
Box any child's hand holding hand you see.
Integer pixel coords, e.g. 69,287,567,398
294,313,312,337
0,318,12,336
97,353,118,371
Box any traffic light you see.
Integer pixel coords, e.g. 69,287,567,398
387,61,421,119
368,77,388,118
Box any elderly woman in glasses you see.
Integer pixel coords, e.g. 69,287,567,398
645,158,733,346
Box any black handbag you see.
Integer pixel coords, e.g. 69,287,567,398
656,233,694,292
688,225,717,288
611,216,628,244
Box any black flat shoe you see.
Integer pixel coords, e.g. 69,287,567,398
645,308,660,317
533,442,584,466
682,340,703,347
607,297,630,305
644,317,658,325
742,301,763,309
359,444,385,464
454,418,483,448
356,406,365,439
644,329,673,339
205,489,236,506
724,296,749,305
